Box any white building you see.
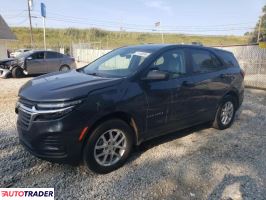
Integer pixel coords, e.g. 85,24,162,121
0,15,16,59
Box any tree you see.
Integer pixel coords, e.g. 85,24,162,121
249,5,266,43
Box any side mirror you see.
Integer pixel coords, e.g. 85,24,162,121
26,56,33,60
142,70,169,81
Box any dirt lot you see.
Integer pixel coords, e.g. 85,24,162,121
0,77,266,200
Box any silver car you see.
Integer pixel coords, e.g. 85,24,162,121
0,50,76,78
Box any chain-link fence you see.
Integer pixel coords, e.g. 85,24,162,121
218,45,266,89
72,43,110,63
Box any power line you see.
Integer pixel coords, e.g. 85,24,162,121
30,10,257,29
9,17,28,26
7,10,259,34
44,17,257,33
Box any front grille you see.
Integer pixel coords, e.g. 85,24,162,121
18,109,32,130
17,98,37,130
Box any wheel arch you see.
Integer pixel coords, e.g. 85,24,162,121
82,111,140,147
223,90,239,109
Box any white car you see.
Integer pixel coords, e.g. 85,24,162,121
10,49,30,58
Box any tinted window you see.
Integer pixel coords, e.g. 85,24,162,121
83,47,153,77
215,50,239,67
191,49,222,73
152,49,186,77
46,52,59,59
31,52,44,59
57,52,64,58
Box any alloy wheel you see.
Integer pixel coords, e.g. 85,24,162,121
220,101,234,125
94,129,127,167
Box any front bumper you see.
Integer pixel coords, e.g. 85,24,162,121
17,108,89,165
0,68,11,78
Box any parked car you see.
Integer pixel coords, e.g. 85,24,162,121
0,50,76,78
10,49,30,58
16,44,244,174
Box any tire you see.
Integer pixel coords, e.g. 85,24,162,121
83,119,133,174
11,67,24,78
213,95,236,130
59,65,70,72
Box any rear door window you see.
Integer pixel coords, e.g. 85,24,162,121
191,49,222,73
31,52,44,60
46,52,59,59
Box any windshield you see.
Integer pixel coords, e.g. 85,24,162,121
17,51,33,59
81,47,153,78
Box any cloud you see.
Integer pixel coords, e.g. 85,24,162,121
144,0,173,14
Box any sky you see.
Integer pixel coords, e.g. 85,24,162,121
0,0,265,35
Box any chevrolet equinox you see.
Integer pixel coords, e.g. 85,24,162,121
16,44,244,173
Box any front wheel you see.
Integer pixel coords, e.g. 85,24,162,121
11,67,24,78
83,119,133,174
213,95,236,130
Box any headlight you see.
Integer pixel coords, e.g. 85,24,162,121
16,99,83,121
37,99,83,110
35,106,75,121
35,99,83,120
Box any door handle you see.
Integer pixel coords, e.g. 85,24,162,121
182,80,194,87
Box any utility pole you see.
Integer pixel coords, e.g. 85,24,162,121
27,0,34,48
257,16,263,43
161,29,164,44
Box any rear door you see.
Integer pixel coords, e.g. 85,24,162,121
187,48,228,121
45,51,61,72
26,52,46,74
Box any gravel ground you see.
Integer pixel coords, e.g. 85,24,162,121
0,77,266,200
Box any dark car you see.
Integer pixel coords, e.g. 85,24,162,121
16,44,244,173
0,50,76,78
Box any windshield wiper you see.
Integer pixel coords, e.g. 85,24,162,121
87,72,102,77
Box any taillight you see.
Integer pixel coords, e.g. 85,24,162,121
240,68,245,78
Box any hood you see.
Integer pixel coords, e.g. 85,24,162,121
19,70,123,102
0,58,16,64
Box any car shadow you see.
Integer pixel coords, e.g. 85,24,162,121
131,122,211,159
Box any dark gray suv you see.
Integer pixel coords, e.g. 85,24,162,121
16,44,244,173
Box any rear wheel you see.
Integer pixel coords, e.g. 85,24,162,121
11,67,24,78
213,95,236,130
59,65,70,72
83,119,133,174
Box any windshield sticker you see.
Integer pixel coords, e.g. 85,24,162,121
133,52,151,57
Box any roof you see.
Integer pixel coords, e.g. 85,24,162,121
122,43,225,53
0,15,16,40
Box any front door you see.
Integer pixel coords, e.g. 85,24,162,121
26,52,46,74
143,48,193,139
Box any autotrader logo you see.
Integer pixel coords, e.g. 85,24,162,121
0,188,54,199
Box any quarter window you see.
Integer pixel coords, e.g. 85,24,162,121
191,49,222,73
215,50,238,67
152,49,186,77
